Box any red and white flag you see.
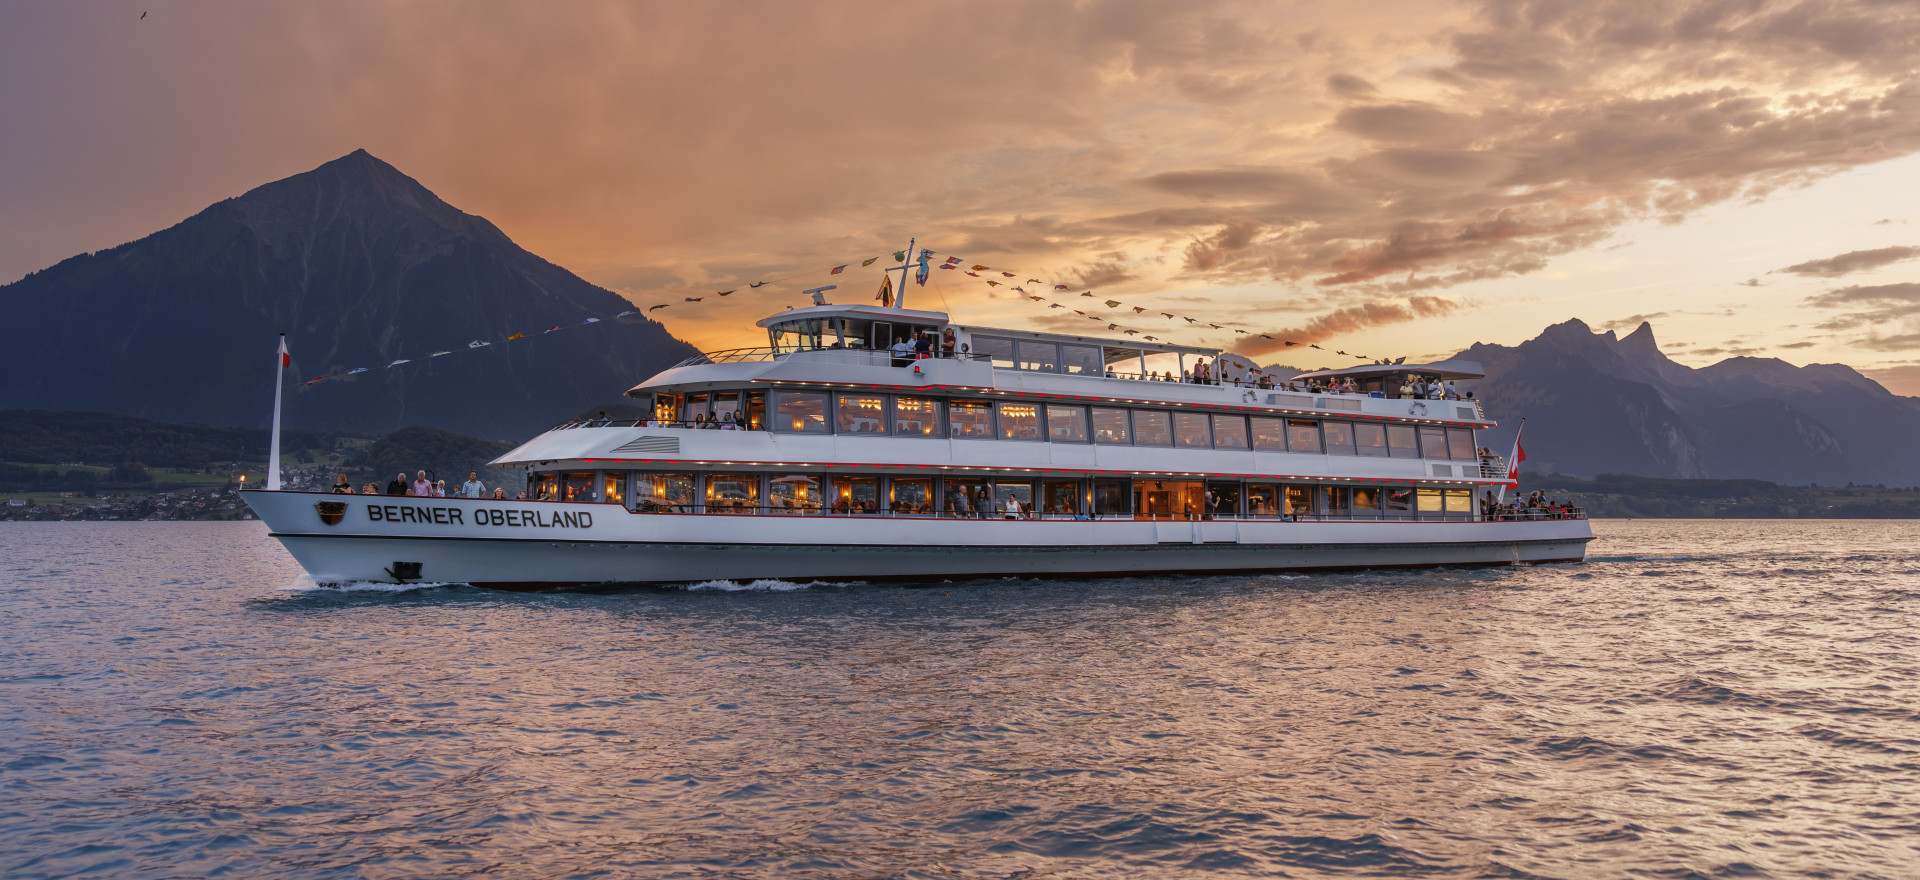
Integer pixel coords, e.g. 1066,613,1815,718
1504,421,1527,492
278,337,290,368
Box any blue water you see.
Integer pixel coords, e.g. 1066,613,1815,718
1,520,1916,878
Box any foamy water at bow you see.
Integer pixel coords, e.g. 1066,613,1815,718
2,520,1916,878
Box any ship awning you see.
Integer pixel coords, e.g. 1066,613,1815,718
1290,359,1485,382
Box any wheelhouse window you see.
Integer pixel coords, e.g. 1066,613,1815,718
1354,423,1389,457
997,401,1043,440
1017,340,1061,373
1133,411,1172,446
1447,428,1477,460
1286,420,1322,453
836,394,888,434
1047,405,1088,442
706,474,760,511
1091,407,1130,443
1251,417,1285,451
972,335,1016,368
1387,425,1418,457
1323,421,1357,455
1061,344,1101,375
1174,413,1211,448
774,391,829,433
1211,414,1248,449
769,474,821,514
893,397,942,436
949,400,994,438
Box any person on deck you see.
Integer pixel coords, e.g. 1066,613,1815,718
890,337,914,367
331,475,353,494
411,471,432,497
386,473,409,496
461,471,486,499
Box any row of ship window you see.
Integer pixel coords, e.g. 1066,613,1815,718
660,390,1481,460
532,470,1484,519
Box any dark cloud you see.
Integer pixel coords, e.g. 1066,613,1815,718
1775,245,1920,277
1602,312,1671,332
1325,73,1377,96
1334,103,1477,145
1231,296,1467,357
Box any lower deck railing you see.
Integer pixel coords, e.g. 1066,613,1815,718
621,502,1586,522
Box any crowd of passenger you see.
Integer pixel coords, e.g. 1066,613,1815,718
330,469,519,500
1484,490,1581,520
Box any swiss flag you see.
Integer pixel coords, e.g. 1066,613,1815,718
278,336,290,368
1504,427,1527,491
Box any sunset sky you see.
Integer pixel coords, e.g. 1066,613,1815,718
4,1,1918,390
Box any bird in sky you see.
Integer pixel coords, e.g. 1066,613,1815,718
141,11,147,18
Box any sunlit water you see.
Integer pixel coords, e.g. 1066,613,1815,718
2,521,1916,878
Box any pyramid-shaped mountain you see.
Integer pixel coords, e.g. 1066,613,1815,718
0,150,698,440
1457,320,1920,486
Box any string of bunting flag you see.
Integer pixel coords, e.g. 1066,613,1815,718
288,245,1394,390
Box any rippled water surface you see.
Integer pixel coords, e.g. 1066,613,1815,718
2,521,1918,878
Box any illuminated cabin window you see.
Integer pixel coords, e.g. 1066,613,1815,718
601,472,625,505
949,400,994,438
1251,417,1285,451
773,392,829,433
1046,405,1087,443
634,473,695,512
893,397,942,436
997,401,1042,440
891,477,934,513
705,474,760,511
1091,407,1130,444
1173,413,1210,448
836,394,889,434
1211,414,1248,449
1286,420,1322,453
768,474,820,514
1132,411,1172,446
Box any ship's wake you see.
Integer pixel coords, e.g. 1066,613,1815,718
686,578,850,592
280,573,455,593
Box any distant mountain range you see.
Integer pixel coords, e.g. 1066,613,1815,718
0,150,696,440
1459,320,1920,486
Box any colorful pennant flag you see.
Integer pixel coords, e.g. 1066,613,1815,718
508,332,526,339
862,257,878,267
876,274,894,307
971,264,989,271
830,265,846,275
750,281,769,288
1104,300,1121,308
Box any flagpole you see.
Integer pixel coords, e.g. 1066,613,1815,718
892,237,915,311
267,333,285,491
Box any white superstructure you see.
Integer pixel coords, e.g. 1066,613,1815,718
243,302,1590,588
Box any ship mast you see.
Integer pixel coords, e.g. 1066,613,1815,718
885,236,916,311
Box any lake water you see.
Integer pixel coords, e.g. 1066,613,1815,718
1,520,1916,878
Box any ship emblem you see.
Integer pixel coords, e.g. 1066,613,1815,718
315,500,348,526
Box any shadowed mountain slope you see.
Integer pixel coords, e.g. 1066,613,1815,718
0,150,697,440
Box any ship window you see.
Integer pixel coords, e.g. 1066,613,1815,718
1384,487,1415,514
1017,340,1061,373
1134,479,1202,520
769,474,822,514
532,472,557,501
773,391,829,433
562,472,595,502
1418,426,1448,458
836,394,888,434
744,392,766,430
1093,479,1130,517
1416,489,1445,514
996,401,1043,440
681,393,709,423
1042,479,1082,516
1387,425,1418,457
1284,485,1314,516
1091,407,1131,444
949,400,994,438
1246,484,1280,516
1211,414,1248,449
601,472,625,506
1132,410,1172,446
1447,428,1477,461
1352,486,1381,514
1445,489,1474,513
1061,344,1101,375
972,335,1016,369
711,391,740,424
1324,421,1357,455
993,479,1035,517
633,473,695,512
653,394,679,424
1354,423,1389,457
1207,482,1240,517
945,477,989,515
835,475,879,513
705,474,760,511
1174,413,1210,448
1286,420,1322,453
1047,405,1088,443
891,477,934,514
1103,347,1143,379
1321,486,1352,516
893,397,942,436
1251,417,1285,451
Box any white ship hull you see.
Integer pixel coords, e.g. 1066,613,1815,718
245,491,1592,589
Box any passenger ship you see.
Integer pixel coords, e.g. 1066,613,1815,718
243,300,1591,588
